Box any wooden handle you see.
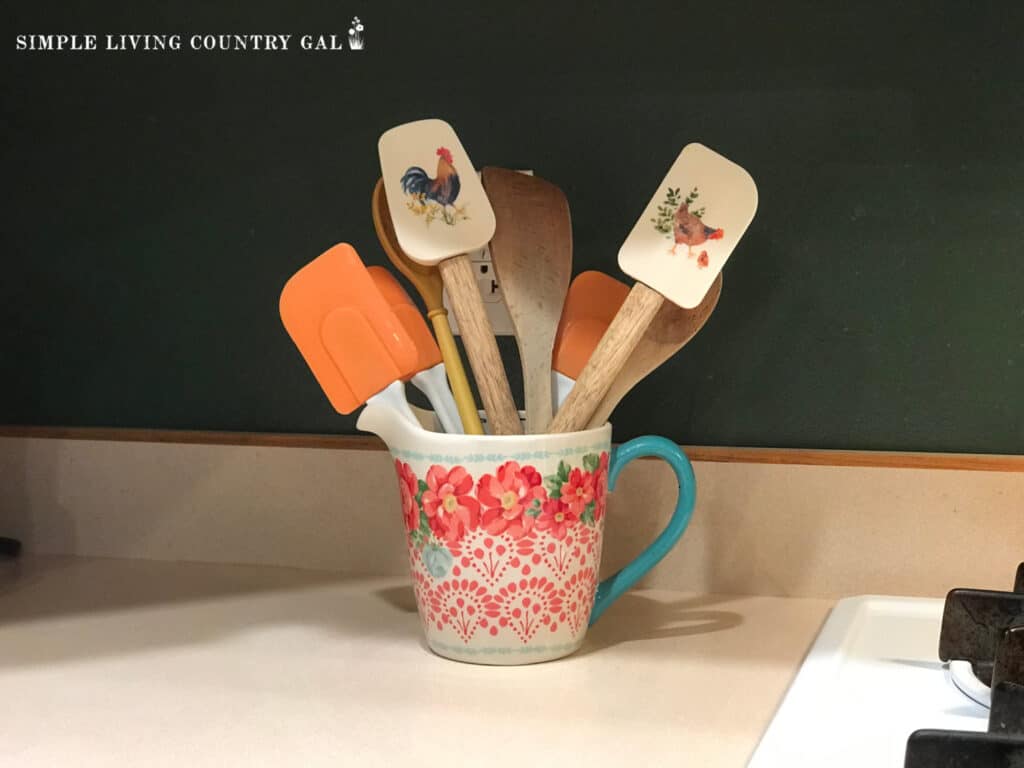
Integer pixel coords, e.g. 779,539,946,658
585,377,636,431
584,274,723,429
522,346,555,434
438,255,522,435
549,282,665,433
428,308,484,435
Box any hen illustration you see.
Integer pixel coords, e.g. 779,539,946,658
401,147,461,208
672,203,723,257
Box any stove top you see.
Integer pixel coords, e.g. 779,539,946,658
748,564,1023,767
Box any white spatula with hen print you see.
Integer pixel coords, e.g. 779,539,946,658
378,119,522,436
549,143,757,433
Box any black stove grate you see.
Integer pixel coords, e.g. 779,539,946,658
905,562,1024,767
906,729,1024,766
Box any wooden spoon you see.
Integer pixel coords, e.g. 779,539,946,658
481,167,572,434
372,178,483,435
585,272,722,428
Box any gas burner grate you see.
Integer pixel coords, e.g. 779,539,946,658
905,562,1024,767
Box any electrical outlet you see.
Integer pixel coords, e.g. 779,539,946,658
444,169,531,337
443,244,515,336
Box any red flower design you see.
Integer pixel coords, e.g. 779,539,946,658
593,451,610,521
535,498,579,541
560,567,598,635
421,465,480,544
425,578,488,643
561,467,596,516
483,576,564,642
394,460,420,532
476,461,547,539
697,251,709,268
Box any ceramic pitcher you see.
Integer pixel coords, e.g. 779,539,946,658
358,402,696,665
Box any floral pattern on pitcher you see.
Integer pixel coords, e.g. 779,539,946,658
394,452,609,646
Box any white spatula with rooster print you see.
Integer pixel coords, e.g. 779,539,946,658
378,119,521,435
549,143,757,433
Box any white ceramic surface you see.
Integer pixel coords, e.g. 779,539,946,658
748,596,988,766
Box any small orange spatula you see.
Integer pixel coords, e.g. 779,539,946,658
552,269,723,428
279,243,421,425
551,271,630,408
367,266,463,433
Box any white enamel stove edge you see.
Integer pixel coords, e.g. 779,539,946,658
748,596,988,766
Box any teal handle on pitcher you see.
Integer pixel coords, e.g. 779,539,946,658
589,435,697,625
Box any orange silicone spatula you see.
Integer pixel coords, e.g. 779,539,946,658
279,243,421,423
552,270,723,428
367,266,463,434
551,271,630,407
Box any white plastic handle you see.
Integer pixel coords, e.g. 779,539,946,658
366,380,421,429
411,363,464,434
552,370,575,411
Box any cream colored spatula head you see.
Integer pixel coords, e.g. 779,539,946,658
378,119,521,435
549,144,756,433
620,143,756,309
378,119,496,264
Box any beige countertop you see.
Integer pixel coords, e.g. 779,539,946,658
0,556,832,767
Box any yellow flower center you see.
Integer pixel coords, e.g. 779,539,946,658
500,490,518,510
554,512,564,523
576,488,585,497
442,494,458,513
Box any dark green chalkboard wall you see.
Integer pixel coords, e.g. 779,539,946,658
3,1,1022,453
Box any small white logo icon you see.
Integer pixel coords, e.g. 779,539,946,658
348,17,364,50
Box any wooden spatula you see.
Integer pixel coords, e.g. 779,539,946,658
371,179,483,435
378,119,521,435
585,272,722,428
367,266,463,434
279,243,421,423
481,167,571,434
549,144,756,433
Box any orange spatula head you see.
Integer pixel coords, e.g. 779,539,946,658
366,266,442,376
279,243,419,414
552,271,630,380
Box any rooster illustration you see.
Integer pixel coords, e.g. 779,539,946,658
401,147,461,208
672,203,723,257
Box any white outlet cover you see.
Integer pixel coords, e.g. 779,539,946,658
443,244,514,336
445,170,531,338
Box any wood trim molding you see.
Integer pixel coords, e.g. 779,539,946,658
1,426,1021,472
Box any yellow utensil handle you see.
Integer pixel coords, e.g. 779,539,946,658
429,308,484,435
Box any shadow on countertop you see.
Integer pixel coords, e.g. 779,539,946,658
580,592,745,655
